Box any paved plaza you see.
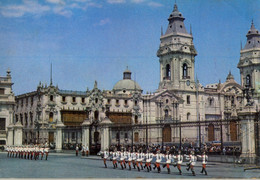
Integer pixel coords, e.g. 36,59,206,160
0,152,259,179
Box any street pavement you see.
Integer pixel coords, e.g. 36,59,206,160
0,152,259,179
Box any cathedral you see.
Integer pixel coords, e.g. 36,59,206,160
1,3,259,161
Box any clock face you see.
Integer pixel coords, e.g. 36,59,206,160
186,80,190,86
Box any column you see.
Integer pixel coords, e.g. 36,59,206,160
82,119,91,153
7,125,14,146
13,121,23,146
238,106,257,164
55,121,65,152
100,117,112,151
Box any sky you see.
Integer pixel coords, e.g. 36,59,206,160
0,0,260,95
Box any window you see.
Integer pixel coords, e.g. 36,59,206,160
246,75,251,87
0,88,4,94
116,99,119,105
81,97,85,103
231,96,235,106
95,98,98,103
49,112,53,123
135,100,138,106
165,64,171,80
166,99,169,104
72,97,76,103
50,95,53,101
124,100,128,105
183,63,188,78
107,99,111,104
187,95,190,104
209,98,213,106
0,118,5,130
72,132,76,140
180,25,182,28
187,113,190,121
62,96,66,102
135,115,138,124
165,109,169,117
31,97,34,106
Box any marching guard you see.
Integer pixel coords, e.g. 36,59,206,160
112,148,118,169
186,151,197,176
131,149,137,169
163,151,172,174
126,148,132,170
103,149,109,168
144,149,153,172
197,151,208,175
154,150,162,173
173,150,183,175
119,149,126,169
136,149,144,171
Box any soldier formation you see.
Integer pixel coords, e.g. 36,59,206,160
102,147,208,176
5,145,49,160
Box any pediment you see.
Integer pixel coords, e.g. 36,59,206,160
220,83,243,94
151,90,183,104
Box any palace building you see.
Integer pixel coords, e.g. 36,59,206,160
5,3,260,158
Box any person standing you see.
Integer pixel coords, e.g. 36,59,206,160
86,145,89,157
44,147,49,160
197,151,208,175
76,144,79,156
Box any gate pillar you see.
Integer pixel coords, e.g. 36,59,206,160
82,119,91,154
100,117,112,152
55,120,65,152
238,106,257,164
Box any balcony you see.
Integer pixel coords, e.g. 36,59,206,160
156,116,178,123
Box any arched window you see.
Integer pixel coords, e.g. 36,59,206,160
183,63,188,78
187,112,190,121
165,109,169,117
49,112,53,123
231,96,235,106
50,95,53,101
135,115,138,124
246,75,251,87
166,64,171,80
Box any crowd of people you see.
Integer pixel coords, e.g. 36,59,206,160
4,145,49,160
101,146,208,176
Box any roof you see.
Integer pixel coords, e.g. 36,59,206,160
164,3,189,35
58,90,87,96
113,79,142,91
243,22,260,50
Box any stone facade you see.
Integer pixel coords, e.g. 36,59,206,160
0,69,15,146
6,3,260,156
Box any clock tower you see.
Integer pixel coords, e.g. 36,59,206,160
157,3,197,91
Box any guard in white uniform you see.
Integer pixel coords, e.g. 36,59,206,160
197,151,208,175
119,149,125,170
186,151,197,176
163,151,172,174
103,149,109,168
153,150,162,173
173,150,183,175
136,149,144,171
126,149,132,170
112,148,118,169
131,150,137,169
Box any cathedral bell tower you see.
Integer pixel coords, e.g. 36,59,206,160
157,3,197,91
238,21,260,97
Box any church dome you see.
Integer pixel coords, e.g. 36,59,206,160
113,68,142,92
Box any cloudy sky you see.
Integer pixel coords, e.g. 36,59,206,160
0,0,259,95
